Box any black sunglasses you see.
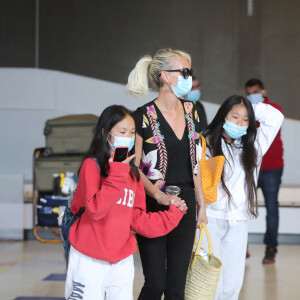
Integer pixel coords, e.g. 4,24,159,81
161,68,193,79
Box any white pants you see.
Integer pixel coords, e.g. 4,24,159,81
197,218,248,300
65,246,134,300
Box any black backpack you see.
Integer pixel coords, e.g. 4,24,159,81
61,158,100,266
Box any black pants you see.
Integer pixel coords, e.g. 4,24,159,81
137,186,196,300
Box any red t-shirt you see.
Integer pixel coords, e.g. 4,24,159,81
259,97,284,170
69,158,184,263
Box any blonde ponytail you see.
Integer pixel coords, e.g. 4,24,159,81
126,55,152,98
126,48,191,98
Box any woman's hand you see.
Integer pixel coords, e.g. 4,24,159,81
171,198,188,212
155,192,188,211
155,192,176,205
196,205,208,228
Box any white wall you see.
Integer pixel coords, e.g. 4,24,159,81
0,175,23,239
249,206,300,235
0,68,299,185
0,68,149,180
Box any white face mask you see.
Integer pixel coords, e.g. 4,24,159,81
246,93,264,104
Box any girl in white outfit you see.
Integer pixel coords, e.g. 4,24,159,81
197,95,284,300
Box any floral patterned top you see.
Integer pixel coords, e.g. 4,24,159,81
133,99,203,191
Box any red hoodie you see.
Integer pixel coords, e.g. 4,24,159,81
259,97,284,170
69,158,184,263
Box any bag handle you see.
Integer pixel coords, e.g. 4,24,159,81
199,135,207,161
190,222,213,269
196,222,213,255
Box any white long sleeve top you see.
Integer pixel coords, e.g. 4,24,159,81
196,103,284,221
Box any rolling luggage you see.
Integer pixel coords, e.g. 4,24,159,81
43,114,98,156
34,155,83,192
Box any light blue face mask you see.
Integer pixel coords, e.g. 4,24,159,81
169,75,193,98
186,90,201,102
246,93,264,104
223,119,248,139
108,133,135,151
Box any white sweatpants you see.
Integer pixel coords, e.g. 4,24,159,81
65,246,134,300
197,218,248,300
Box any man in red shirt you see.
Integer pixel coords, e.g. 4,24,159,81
245,78,284,264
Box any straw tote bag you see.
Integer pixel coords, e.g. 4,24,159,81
185,223,222,300
199,135,225,204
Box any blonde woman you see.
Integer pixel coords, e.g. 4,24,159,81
127,48,207,300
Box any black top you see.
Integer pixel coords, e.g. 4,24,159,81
134,99,203,190
153,102,193,185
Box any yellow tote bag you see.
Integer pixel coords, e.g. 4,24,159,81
199,135,225,204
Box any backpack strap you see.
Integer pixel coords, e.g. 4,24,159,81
93,157,101,171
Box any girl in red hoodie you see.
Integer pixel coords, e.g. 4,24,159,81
65,105,186,300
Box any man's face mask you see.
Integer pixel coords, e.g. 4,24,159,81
247,93,264,104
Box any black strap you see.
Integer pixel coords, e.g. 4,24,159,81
93,157,101,171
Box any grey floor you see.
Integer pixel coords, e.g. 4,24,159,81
0,241,299,300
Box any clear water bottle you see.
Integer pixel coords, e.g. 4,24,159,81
165,185,181,196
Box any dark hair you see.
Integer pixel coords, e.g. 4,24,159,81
203,95,258,217
82,105,140,181
245,78,265,90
